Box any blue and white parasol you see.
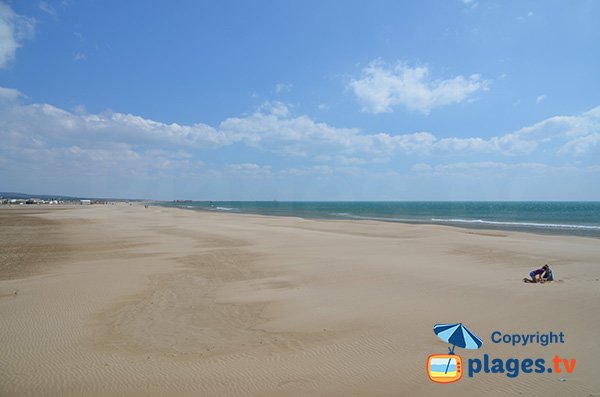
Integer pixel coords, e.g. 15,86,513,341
433,323,483,354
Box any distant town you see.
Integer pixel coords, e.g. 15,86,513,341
0,192,142,206
1,198,109,205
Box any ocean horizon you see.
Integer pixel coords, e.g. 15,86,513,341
159,201,600,237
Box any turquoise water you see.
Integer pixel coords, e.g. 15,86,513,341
159,201,600,237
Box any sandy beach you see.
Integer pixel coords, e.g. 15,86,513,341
1,204,598,396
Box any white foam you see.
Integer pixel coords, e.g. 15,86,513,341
431,218,600,230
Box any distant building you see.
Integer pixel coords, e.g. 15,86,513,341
80,199,91,205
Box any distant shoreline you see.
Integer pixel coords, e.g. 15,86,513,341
158,201,600,238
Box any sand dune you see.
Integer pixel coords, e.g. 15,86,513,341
1,204,598,396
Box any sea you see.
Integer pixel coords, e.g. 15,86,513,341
159,201,600,237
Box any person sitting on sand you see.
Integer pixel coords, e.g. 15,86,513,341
541,265,553,282
525,264,551,283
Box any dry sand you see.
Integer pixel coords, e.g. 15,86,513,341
0,204,598,396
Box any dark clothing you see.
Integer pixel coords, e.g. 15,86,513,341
531,268,545,276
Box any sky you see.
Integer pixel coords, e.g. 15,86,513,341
1,0,599,200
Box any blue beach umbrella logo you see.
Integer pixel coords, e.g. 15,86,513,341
427,323,482,383
433,323,483,354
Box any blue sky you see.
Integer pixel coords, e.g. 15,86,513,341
1,0,599,200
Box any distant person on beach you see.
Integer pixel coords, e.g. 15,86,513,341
524,264,553,283
541,265,553,282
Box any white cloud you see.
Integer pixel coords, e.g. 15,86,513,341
509,106,600,155
348,60,490,114
437,161,547,172
278,165,337,177
336,155,366,166
462,0,478,9
2,86,600,188
0,86,24,101
413,161,549,176
73,51,86,61
274,83,292,93
559,133,600,155
412,163,433,172
1,87,599,199
536,94,546,103
0,2,35,68
72,104,87,114
587,165,600,172
38,1,57,18
218,101,362,156
0,100,229,150
220,102,444,158
1,143,196,175
434,137,489,152
225,163,272,176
